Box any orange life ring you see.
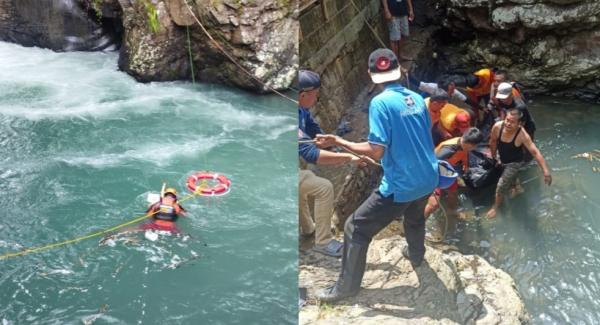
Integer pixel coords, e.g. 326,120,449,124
187,172,231,196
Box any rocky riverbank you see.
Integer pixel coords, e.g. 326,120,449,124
300,234,530,324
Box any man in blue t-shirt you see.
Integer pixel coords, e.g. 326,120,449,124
317,49,439,302
298,70,366,258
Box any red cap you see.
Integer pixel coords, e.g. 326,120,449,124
455,112,471,131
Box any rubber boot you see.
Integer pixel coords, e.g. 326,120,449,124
317,235,369,303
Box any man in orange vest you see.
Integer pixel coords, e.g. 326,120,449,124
447,68,495,123
439,104,471,138
424,128,484,219
141,188,187,233
465,68,495,119
424,89,451,146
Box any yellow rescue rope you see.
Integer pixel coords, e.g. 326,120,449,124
0,187,204,261
184,1,298,104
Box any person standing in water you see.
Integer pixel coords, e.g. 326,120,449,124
424,127,484,220
486,109,552,218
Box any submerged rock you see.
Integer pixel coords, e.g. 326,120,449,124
300,236,530,324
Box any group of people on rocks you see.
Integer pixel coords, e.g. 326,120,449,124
297,0,553,303
415,66,552,219
298,49,552,301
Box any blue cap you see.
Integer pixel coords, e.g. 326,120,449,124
298,70,321,92
438,160,458,189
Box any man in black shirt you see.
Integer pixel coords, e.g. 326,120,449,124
486,109,552,218
493,82,535,139
382,0,414,60
493,82,536,161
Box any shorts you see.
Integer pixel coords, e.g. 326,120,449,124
388,16,409,41
496,162,524,195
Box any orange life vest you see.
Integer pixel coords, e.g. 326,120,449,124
467,68,494,98
439,103,468,132
435,137,467,169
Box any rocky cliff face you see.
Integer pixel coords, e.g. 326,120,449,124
435,0,600,101
117,0,297,89
0,0,297,91
300,236,530,324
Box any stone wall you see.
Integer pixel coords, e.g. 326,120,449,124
299,0,385,133
299,0,387,227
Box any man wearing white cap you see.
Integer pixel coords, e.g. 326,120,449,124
488,70,525,120
495,82,536,140
316,48,438,302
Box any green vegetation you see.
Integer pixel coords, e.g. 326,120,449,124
317,303,343,319
91,0,103,20
142,0,161,33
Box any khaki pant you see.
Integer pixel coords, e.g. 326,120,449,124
299,170,334,246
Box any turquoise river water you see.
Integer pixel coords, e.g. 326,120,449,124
448,97,600,324
3,39,600,325
0,42,297,324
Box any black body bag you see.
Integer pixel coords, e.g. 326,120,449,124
464,150,502,189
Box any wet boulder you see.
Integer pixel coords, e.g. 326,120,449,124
118,0,297,90
0,0,121,51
